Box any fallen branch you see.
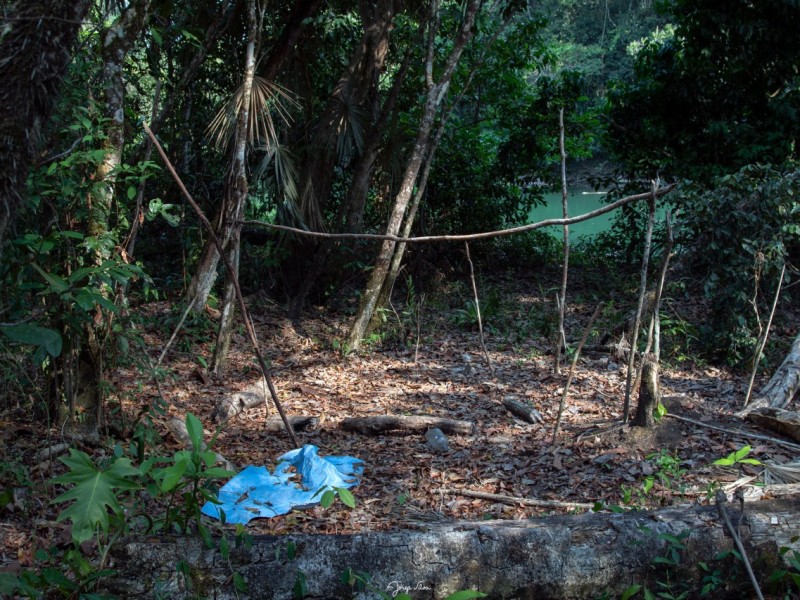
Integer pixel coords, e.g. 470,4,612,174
665,412,800,452
744,407,800,444
501,397,543,424
340,415,474,436
440,487,594,510
108,497,800,599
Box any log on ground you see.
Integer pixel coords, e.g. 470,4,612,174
211,389,318,432
745,407,800,443
340,415,475,435
106,497,800,599
501,396,543,424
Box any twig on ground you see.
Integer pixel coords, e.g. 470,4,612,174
665,413,800,452
441,488,594,510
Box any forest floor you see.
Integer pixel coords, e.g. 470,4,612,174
2,264,799,563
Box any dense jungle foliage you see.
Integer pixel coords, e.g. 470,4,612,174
0,0,797,427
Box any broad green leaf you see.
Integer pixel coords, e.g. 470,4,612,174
320,490,335,508
185,413,203,450
69,266,98,284
53,450,140,544
293,571,307,599
157,454,190,492
1,324,62,357
204,467,236,479
233,572,248,592
219,534,230,560
201,450,218,468
31,263,69,293
622,584,642,600
336,487,356,508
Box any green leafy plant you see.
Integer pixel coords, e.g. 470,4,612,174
317,486,357,509
767,538,800,596
713,445,762,468
53,450,141,544
148,413,235,540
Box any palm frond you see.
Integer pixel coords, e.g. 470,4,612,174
324,82,369,162
255,141,299,205
206,76,298,150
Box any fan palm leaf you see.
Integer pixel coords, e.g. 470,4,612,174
324,81,369,162
206,76,297,150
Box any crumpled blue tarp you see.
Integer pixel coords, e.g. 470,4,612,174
201,444,363,524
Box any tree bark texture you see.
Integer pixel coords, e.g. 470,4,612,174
211,0,258,372
0,0,91,254
739,331,800,416
632,353,659,428
91,0,152,250
347,0,482,350
105,497,800,599
340,414,475,435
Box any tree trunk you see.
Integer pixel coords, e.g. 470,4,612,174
287,50,412,318
72,0,150,435
738,331,800,416
0,0,91,255
347,0,482,351
632,353,660,428
106,497,800,599
183,0,316,311
282,0,397,302
371,109,445,331
91,0,152,255
210,0,258,373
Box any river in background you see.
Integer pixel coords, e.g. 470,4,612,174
530,190,613,243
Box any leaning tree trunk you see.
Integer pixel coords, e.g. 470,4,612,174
210,0,258,373
738,331,800,417
347,0,482,351
106,497,799,599
0,0,91,256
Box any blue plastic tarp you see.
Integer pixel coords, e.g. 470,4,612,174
201,444,364,524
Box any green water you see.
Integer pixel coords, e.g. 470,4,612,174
530,190,613,242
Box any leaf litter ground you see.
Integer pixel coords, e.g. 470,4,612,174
2,267,797,566
111,268,796,536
